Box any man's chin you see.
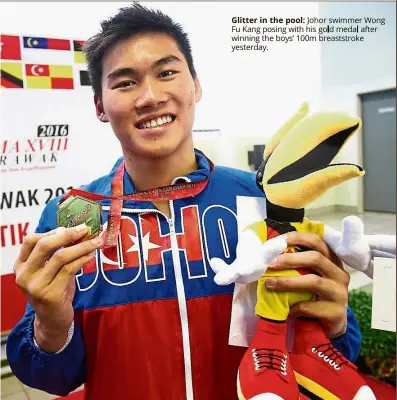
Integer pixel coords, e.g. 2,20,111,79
128,142,182,160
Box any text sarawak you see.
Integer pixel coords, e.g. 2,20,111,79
0,138,68,154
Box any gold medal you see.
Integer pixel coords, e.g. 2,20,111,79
56,195,102,244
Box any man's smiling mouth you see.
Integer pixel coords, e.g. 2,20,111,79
137,114,176,129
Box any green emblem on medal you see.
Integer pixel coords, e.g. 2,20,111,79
57,196,102,242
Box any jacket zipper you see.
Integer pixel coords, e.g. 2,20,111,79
168,200,194,400
102,204,194,400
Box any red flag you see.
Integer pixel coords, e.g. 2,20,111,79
1,35,21,60
51,77,74,89
25,64,50,76
47,38,70,51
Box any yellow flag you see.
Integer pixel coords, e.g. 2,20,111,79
74,51,86,64
26,76,51,89
49,65,73,78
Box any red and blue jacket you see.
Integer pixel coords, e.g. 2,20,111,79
7,150,361,400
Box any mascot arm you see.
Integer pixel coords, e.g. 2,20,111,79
209,229,287,285
323,216,396,279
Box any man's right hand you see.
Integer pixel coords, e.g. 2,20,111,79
13,224,104,353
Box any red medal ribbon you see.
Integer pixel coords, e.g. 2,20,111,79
59,156,213,247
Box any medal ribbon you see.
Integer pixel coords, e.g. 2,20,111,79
59,155,214,246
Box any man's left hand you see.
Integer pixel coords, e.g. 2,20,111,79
265,231,350,339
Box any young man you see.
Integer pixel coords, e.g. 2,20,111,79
7,4,361,400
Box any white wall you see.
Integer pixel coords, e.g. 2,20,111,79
318,2,396,210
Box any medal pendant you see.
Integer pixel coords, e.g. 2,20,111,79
56,195,102,244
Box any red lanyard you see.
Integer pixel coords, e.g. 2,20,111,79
59,155,214,246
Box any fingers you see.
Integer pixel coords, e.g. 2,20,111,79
25,251,97,301
268,250,348,282
209,258,235,285
38,236,103,286
289,301,348,338
25,224,93,273
14,225,104,294
50,251,97,286
209,258,227,274
265,274,348,304
18,227,66,264
214,269,236,286
284,231,335,261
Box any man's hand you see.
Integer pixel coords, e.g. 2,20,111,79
265,231,350,339
13,225,104,353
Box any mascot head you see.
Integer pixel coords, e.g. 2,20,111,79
256,103,364,221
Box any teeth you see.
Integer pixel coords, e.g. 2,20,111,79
139,115,173,129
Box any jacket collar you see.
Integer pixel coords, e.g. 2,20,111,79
97,149,212,209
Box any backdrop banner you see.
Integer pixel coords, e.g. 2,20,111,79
0,34,124,333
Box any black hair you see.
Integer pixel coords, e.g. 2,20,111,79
84,2,197,99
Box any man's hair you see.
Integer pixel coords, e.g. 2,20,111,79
84,2,197,99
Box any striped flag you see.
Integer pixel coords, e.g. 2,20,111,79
1,62,23,88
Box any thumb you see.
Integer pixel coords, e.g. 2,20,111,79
342,216,364,246
209,257,228,274
262,237,288,264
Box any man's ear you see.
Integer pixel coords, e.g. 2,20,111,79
194,77,202,103
94,95,109,123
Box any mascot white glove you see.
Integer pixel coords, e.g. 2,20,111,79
209,230,287,285
324,215,396,279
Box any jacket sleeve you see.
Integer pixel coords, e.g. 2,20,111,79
6,303,86,396
330,305,362,362
6,199,86,396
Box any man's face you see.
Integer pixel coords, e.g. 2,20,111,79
96,32,202,159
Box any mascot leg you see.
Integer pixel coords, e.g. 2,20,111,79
290,318,376,400
237,270,312,400
238,272,376,400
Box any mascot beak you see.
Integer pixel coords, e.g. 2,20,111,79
261,108,364,209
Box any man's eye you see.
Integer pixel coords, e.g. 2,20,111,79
115,81,135,89
158,70,177,78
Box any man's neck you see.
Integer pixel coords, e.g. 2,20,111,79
123,147,198,192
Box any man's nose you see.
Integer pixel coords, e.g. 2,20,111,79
135,78,167,110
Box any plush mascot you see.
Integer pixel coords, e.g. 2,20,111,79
210,103,395,400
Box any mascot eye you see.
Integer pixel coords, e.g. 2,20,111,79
256,158,269,187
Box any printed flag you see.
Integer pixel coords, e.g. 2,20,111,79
25,64,74,89
23,36,71,51
79,70,90,86
73,40,86,63
1,62,23,88
0,35,22,60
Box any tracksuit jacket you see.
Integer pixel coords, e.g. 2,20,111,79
7,150,361,400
